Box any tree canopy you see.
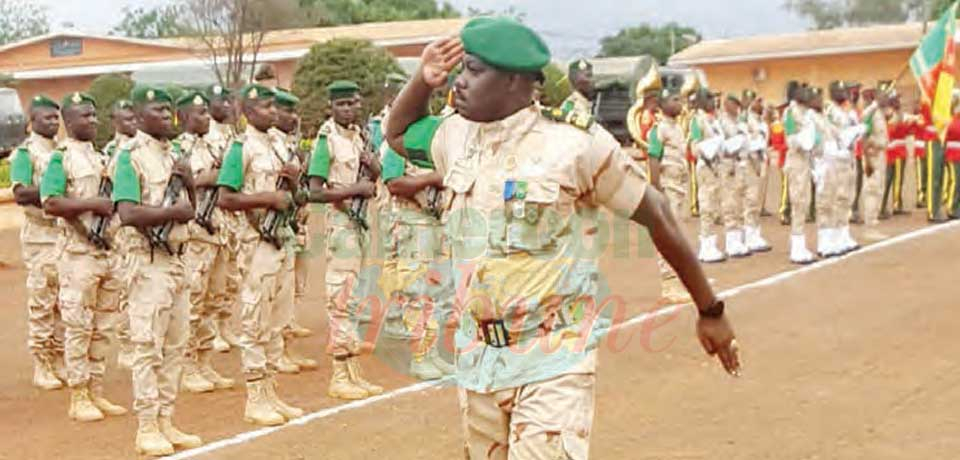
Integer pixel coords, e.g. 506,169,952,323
598,23,701,64
0,0,49,45
783,0,954,30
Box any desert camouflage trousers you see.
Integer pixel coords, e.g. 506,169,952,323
236,238,295,380
22,242,63,364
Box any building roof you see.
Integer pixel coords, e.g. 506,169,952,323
670,21,957,66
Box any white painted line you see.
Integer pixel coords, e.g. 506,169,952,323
164,220,960,459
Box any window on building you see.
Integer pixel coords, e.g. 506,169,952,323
50,38,83,58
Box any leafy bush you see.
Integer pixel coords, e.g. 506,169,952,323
87,74,135,149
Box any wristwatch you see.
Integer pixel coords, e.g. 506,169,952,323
698,300,725,318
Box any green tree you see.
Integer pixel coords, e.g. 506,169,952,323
598,23,701,64
539,63,572,107
292,38,403,137
299,0,460,26
0,0,49,45
783,0,948,29
111,4,191,38
87,74,135,149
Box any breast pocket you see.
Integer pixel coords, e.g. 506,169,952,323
503,180,563,253
250,155,279,192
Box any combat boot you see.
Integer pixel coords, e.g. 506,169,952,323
744,226,772,253
89,381,127,416
198,350,234,390
287,321,313,338
328,358,369,400
68,387,105,422
284,348,318,371
136,419,175,456
789,234,816,265
275,354,301,374
33,358,63,390
243,380,286,426
159,416,203,449
264,377,304,420
181,361,215,393
725,230,751,258
346,356,383,396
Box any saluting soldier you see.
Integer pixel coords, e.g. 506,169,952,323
111,85,201,455
305,80,384,400
783,85,817,263
689,88,727,263
824,81,861,255
717,94,751,258
175,90,235,394
9,95,66,390
387,19,740,459
215,84,304,426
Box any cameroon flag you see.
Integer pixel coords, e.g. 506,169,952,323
910,1,957,140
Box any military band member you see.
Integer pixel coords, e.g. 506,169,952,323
784,86,817,263
561,59,593,114
111,86,201,455
882,94,908,218
10,95,66,390
824,81,860,254
718,94,751,258
742,90,772,252
941,92,960,220
176,91,235,393
40,93,127,424
386,19,740,459
690,89,727,263
216,84,304,425
306,80,384,400
861,84,891,240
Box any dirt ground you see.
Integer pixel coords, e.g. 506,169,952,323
1,164,957,459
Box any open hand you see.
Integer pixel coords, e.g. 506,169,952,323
696,315,741,377
420,37,464,88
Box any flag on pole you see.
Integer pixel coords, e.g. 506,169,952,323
910,1,958,140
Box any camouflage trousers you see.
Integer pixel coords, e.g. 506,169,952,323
324,220,369,357
459,372,595,460
816,157,856,229
237,239,295,380
657,164,687,281
719,157,746,231
862,152,888,227
58,251,122,389
184,241,229,361
696,162,722,238
126,252,190,423
740,155,764,228
22,242,63,364
835,158,856,226
785,151,812,235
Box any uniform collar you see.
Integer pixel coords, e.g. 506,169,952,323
245,124,271,141
135,130,171,151
332,120,359,138
28,132,57,151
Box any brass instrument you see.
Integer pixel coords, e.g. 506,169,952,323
626,57,662,147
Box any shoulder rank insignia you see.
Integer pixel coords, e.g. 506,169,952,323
541,105,594,131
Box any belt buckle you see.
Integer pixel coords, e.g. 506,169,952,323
479,319,511,348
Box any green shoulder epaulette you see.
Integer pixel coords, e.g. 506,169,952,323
541,105,594,131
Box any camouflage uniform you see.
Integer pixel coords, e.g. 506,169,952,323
410,104,647,459
40,136,125,414
861,101,889,229
207,119,242,341
689,108,726,261
9,132,64,379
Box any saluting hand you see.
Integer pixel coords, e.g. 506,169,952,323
420,37,464,89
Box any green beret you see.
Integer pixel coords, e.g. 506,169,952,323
240,83,275,101
460,17,551,74
131,85,174,106
61,92,97,111
207,84,232,100
176,91,209,109
112,99,134,112
568,59,593,77
726,93,742,105
30,95,60,111
327,80,360,101
274,88,300,108
385,73,408,87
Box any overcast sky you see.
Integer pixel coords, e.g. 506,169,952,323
38,0,812,58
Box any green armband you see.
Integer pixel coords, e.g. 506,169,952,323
111,149,142,204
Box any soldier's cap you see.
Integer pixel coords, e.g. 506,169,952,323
810,87,824,98
175,90,209,109
327,80,360,101
461,17,551,74
60,92,97,111
30,95,60,111
568,58,593,77
274,88,300,108
112,99,134,113
206,84,233,100
726,93,742,106
240,83,276,101
131,85,174,106
384,73,408,87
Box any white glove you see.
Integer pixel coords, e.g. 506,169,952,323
723,134,746,154
699,137,722,160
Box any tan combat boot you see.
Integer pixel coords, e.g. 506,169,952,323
243,380,286,426
68,387,105,422
33,358,63,390
198,350,235,390
264,377,304,420
346,356,383,396
328,358,369,400
284,347,318,371
136,419,175,456
159,416,203,449
275,354,301,374
89,381,127,416
181,360,215,393
287,321,313,338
